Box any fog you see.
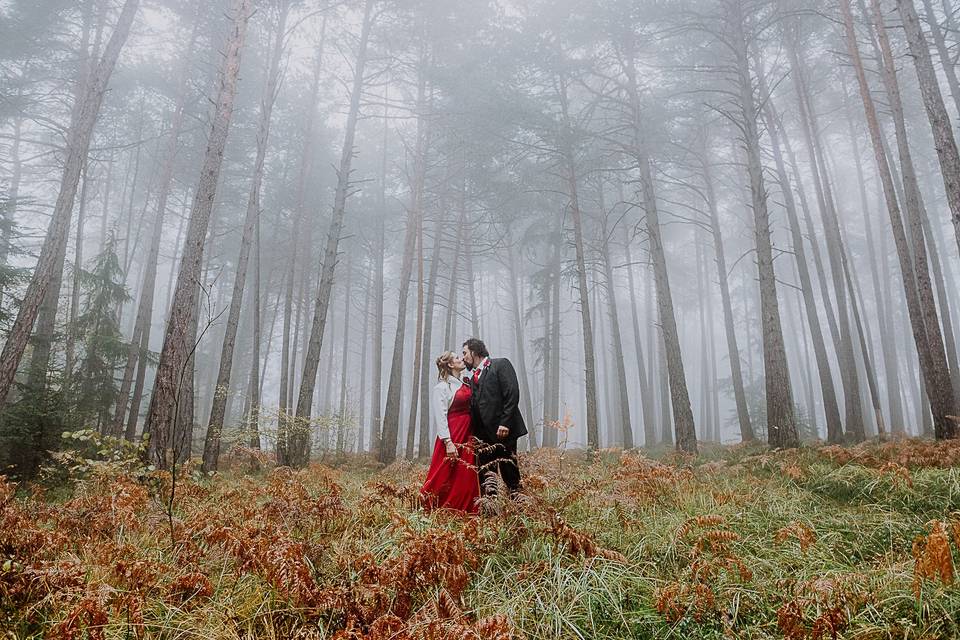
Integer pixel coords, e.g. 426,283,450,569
2,0,960,476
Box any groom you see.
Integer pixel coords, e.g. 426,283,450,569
461,338,526,497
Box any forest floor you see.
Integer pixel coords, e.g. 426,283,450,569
3,437,960,639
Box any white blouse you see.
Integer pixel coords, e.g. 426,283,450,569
431,377,465,442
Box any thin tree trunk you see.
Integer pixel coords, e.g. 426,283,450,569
369,101,388,457
417,217,443,456
600,211,633,448
379,47,430,464
788,40,864,441
336,255,353,455
507,241,536,448
405,213,425,459
357,257,371,452
65,162,91,385
624,239,655,446
286,0,374,467
0,115,23,309
701,150,755,442
557,77,601,450
247,213,262,449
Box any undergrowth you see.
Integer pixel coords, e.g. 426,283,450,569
2,438,959,639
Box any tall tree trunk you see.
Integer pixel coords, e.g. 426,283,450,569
357,257,371,452
619,46,695,451
369,100,388,457
112,9,200,438
897,0,960,258
701,149,755,442
417,218,443,456
842,0,957,439
763,99,844,443
600,212,634,448
541,232,562,448
732,5,798,448
336,255,353,455
379,47,430,464
624,239,656,446
788,40,864,441
0,0,140,407
65,163,91,386
557,77,601,450
247,213,262,449
871,0,960,415
144,0,251,468
201,0,288,472
921,0,960,119
641,154,695,452
507,242,536,448
464,217,481,338
405,212,425,459
843,76,907,432
286,0,374,467
277,35,324,463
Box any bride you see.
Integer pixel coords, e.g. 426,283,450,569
419,351,480,513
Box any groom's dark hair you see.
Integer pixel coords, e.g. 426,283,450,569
462,338,489,359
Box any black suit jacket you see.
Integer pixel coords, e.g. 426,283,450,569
469,358,528,443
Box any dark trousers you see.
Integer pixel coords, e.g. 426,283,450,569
476,438,521,496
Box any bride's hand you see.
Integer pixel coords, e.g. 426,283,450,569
445,440,458,459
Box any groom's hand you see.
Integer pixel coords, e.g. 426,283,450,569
496,426,509,440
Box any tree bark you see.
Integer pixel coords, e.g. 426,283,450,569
336,255,353,455
201,0,288,472
732,3,798,448
65,163,92,386
843,0,957,439
763,99,844,443
897,0,960,259
144,0,251,468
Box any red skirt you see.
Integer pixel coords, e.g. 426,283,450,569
420,385,479,514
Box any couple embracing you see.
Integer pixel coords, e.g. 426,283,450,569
419,338,527,514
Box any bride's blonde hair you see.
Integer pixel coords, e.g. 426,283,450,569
436,351,457,381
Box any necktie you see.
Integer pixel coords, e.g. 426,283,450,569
473,367,480,385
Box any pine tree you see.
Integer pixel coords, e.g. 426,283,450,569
71,235,129,432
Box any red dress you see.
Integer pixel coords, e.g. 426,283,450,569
420,383,480,514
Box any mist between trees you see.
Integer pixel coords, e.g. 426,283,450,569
1,0,959,478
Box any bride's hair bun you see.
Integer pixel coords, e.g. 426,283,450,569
436,351,457,381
